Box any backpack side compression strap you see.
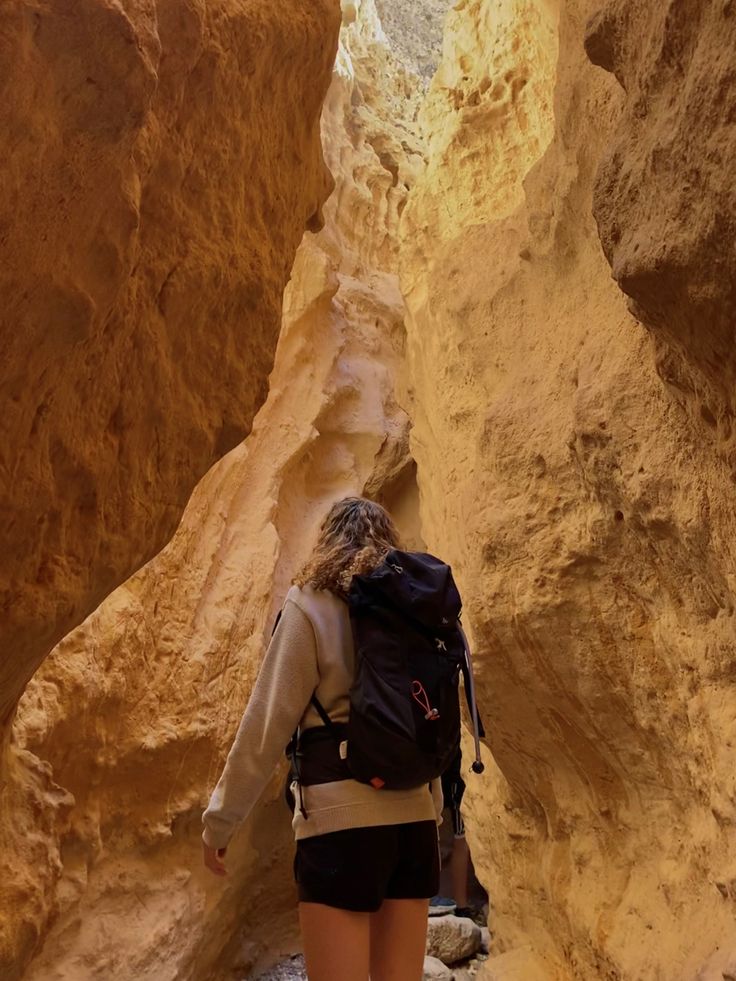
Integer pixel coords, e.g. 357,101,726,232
310,693,337,732
457,622,485,774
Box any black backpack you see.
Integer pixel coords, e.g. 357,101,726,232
286,550,484,816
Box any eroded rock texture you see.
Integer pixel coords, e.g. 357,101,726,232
0,0,339,725
5,4,424,978
401,0,736,978
6,1,736,979
586,0,736,415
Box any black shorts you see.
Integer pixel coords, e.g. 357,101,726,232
294,820,440,913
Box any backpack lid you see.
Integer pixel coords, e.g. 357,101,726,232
354,549,462,628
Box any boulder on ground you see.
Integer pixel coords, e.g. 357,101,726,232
424,954,455,980
426,914,483,965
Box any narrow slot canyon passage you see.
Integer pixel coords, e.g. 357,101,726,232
2,1,736,980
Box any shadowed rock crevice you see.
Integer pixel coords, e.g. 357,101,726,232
585,0,736,429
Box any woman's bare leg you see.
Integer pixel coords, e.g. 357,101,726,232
298,902,370,981
369,898,429,981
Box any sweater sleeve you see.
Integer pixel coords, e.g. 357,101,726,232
202,598,319,849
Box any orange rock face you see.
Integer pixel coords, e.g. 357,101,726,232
3,4,422,978
0,0,340,725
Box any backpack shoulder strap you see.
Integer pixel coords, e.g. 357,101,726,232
310,695,344,747
310,694,333,729
271,608,283,636
275,606,340,749
457,621,486,774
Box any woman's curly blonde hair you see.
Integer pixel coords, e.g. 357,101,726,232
295,497,401,595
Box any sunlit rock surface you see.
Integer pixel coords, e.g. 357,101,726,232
401,0,736,977
0,0,339,728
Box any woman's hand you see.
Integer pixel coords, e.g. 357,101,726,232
203,842,228,877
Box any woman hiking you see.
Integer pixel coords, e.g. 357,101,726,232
202,497,452,981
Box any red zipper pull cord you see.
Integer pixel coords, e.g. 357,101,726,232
411,680,440,721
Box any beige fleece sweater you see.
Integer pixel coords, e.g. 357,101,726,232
202,583,442,849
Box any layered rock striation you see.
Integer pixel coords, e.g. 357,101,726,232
0,0,340,727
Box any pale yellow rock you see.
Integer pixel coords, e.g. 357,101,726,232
402,0,736,978
0,0,340,727
403,0,559,250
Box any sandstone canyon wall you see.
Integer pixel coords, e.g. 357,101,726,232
400,0,736,978
5,4,426,978
4,1,736,979
0,0,340,726
586,0,736,452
